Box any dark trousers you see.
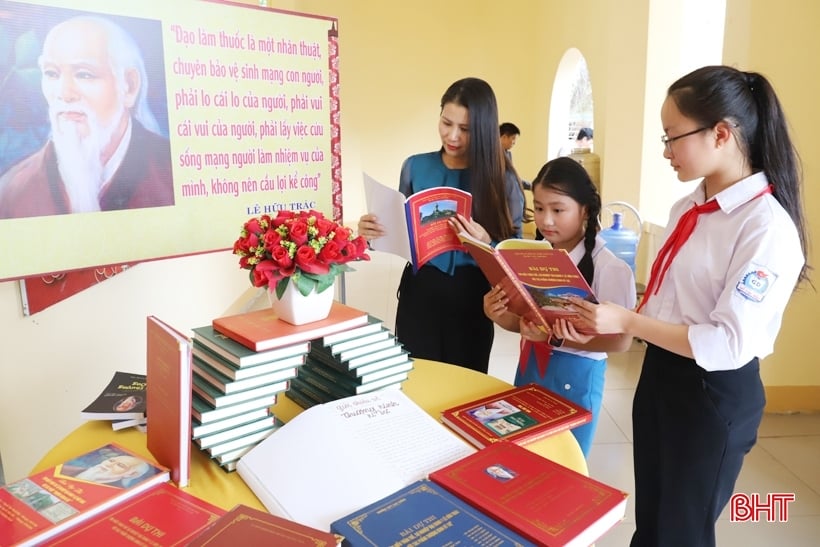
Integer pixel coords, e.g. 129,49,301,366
395,263,493,373
630,344,765,547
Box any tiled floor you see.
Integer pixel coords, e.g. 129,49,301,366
345,251,820,547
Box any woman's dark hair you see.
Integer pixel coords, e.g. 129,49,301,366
531,157,601,286
668,65,809,284
441,78,520,240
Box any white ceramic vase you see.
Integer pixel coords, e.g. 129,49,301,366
268,278,335,325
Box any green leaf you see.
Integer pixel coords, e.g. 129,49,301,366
274,277,289,299
293,272,318,296
314,274,335,293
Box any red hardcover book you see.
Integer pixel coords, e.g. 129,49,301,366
0,443,169,546
146,315,193,487
429,441,628,547
48,483,225,546
212,301,369,352
440,383,592,448
187,503,340,546
458,231,599,334
363,173,473,272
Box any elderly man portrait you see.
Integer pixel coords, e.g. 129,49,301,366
0,14,174,219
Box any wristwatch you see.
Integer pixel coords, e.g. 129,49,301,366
548,335,564,348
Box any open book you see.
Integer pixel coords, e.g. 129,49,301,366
237,389,475,531
363,173,471,271
458,231,598,334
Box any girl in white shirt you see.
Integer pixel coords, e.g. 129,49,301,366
569,65,810,547
483,156,636,457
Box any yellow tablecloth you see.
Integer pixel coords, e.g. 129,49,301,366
31,359,587,510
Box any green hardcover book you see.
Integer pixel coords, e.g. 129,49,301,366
313,328,392,357
303,356,414,387
192,325,310,367
298,364,410,397
330,337,398,362
295,367,351,400
319,315,385,346
205,422,281,458
192,374,288,408
195,415,279,450
193,342,306,381
193,354,298,394
192,407,271,438
284,383,323,410
192,392,276,424
313,343,406,373
289,376,339,405
347,351,414,378
210,417,283,465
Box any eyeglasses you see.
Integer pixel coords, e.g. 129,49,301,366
661,127,711,153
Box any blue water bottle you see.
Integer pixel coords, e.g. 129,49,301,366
600,212,639,274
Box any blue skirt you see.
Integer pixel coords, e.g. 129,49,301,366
514,346,606,457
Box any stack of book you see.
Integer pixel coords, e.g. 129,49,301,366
194,300,377,471
189,325,306,472
80,371,147,432
288,316,413,409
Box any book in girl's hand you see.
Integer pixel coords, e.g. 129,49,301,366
458,230,598,334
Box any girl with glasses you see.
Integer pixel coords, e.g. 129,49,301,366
569,65,809,546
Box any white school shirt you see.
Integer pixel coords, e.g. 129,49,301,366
556,235,636,360
641,172,804,371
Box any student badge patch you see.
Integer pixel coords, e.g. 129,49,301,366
736,265,776,302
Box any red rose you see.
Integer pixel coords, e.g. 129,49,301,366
344,237,369,260
245,217,263,234
315,217,335,238
251,260,278,287
332,225,352,243
271,210,295,228
318,240,343,264
262,229,281,251
288,220,309,246
295,245,330,274
268,246,294,276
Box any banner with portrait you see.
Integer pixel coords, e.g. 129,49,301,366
0,0,342,285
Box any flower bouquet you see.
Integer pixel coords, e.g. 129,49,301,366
233,209,370,299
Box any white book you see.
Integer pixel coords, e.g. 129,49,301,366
237,389,475,531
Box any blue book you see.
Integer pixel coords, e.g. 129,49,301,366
330,479,536,547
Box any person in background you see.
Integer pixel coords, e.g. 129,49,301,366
499,122,520,161
568,65,809,546
483,157,635,456
500,122,531,190
358,77,527,374
558,126,594,157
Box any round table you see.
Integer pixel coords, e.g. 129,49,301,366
31,359,587,510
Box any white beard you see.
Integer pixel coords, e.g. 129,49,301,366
75,463,123,484
50,104,124,213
